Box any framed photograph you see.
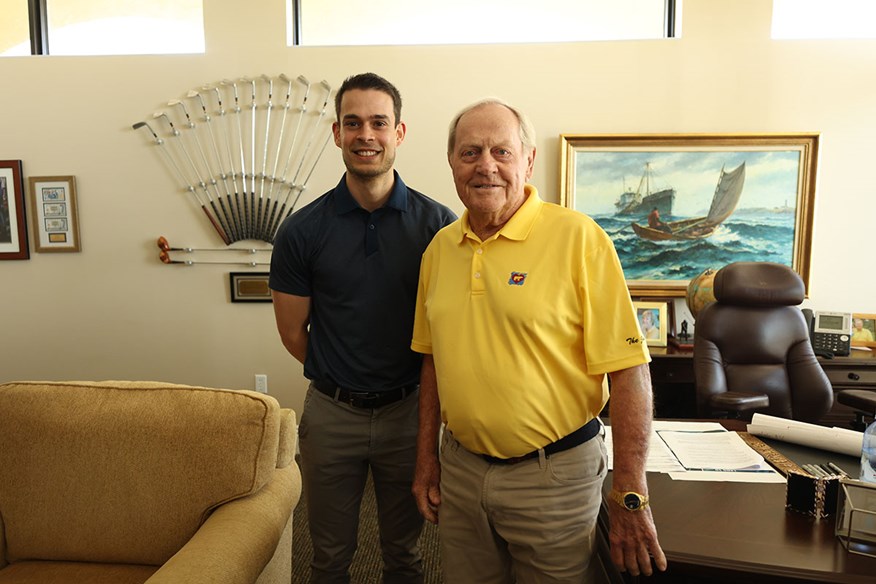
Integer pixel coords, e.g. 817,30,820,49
230,272,272,303
633,300,669,348
851,313,876,348
0,160,29,260
28,176,80,252
560,133,818,297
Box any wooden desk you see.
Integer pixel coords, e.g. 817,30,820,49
598,428,876,583
647,346,876,424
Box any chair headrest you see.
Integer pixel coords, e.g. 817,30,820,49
713,261,804,307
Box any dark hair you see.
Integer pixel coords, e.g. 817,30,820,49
335,72,402,126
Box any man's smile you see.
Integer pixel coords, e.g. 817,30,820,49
354,149,380,157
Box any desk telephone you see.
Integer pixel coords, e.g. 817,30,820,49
802,309,852,358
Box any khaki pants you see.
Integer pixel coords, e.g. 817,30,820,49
299,384,424,584
438,429,607,584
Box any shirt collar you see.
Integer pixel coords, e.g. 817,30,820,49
457,184,542,243
334,170,408,214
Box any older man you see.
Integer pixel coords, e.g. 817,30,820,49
411,98,666,583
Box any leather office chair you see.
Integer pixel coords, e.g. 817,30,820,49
693,261,833,422
836,389,876,431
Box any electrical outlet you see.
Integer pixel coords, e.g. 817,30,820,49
255,374,268,394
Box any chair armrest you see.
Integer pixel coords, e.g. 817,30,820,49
836,389,876,415
709,391,770,413
146,463,301,584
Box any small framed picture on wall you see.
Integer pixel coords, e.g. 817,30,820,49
28,175,80,253
0,160,28,260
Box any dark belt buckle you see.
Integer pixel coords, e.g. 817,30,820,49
348,391,377,408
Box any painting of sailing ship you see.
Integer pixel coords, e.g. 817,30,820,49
559,134,819,296
630,162,745,241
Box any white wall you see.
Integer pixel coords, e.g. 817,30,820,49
2,0,874,415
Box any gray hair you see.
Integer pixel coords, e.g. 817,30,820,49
447,97,537,154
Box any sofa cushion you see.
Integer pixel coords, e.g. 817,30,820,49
0,381,282,566
0,561,157,584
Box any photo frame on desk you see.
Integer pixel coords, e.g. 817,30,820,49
559,133,818,297
0,160,29,260
851,313,876,348
28,176,80,253
633,300,669,348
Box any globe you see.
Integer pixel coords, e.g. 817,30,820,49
686,268,718,319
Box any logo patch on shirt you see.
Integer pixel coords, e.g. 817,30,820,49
508,272,527,286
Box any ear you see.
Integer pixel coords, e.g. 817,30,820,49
525,147,536,181
332,121,341,147
395,121,407,146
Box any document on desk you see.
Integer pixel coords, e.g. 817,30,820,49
658,428,785,483
604,421,785,483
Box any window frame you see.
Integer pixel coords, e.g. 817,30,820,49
29,0,48,54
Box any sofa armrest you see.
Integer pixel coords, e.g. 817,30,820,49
277,408,298,469
146,462,301,584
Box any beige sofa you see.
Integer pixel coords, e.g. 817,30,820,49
0,380,302,584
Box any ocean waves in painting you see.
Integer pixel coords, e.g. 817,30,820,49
592,210,795,281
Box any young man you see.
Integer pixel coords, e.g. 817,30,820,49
270,72,456,583
412,98,666,583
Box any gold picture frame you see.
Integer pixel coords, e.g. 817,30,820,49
633,300,669,348
559,133,818,298
28,175,80,252
851,313,876,349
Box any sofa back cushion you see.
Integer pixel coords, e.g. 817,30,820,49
0,381,281,566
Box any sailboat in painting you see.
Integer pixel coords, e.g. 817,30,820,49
631,162,746,241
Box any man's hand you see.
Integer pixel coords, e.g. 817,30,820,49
607,363,667,576
414,354,442,524
412,452,441,524
608,503,667,576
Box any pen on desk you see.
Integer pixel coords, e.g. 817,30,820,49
826,462,850,477
803,464,827,478
818,464,838,477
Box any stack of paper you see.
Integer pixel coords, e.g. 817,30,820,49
604,421,785,483
746,413,864,457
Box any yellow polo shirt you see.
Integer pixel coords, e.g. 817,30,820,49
412,186,649,458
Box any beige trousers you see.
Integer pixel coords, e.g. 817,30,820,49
299,385,424,584
438,429,607,583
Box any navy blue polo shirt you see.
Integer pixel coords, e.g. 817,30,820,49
270,171,456,391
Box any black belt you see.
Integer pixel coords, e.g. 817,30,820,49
312,380,417,409
481,417,601,465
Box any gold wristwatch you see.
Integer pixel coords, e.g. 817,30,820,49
610,490,649,511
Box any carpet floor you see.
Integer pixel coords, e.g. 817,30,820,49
292,471,443,583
